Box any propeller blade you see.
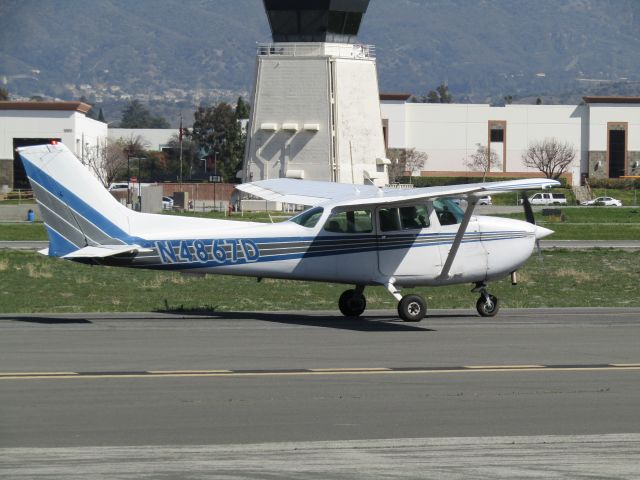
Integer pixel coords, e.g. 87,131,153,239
522,192,535,225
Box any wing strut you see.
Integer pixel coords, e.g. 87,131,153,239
439,197,478,280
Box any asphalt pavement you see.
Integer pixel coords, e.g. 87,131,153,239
1,308,640,478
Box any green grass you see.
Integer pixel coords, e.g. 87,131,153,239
495,207,640,240
0,249,638,313
490,188,640,207
0,223,47,241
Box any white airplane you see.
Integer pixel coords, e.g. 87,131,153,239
18,143,557,322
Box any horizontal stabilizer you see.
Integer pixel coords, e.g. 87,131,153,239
62,244,153,259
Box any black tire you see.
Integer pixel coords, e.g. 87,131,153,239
338,289,366,317
398,294,426,322
476,295,499,317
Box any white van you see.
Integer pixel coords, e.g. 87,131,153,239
527,192,568,206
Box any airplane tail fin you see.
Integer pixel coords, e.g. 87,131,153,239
17,143,137,257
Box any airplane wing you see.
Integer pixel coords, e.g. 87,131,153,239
236,178,560,207
236,179,381,206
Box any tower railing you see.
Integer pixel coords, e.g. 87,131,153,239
257,43,375,59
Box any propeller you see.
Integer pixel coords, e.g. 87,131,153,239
522,191,535,225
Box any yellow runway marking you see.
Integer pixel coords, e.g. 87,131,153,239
309,367,392,372
148,369,232,374
464,365,544,369
0,372,78,376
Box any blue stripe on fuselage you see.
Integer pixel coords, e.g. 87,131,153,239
20,155,141,244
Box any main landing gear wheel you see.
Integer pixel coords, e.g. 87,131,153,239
398,294,426,322
338,289,367,317
476,294,499,317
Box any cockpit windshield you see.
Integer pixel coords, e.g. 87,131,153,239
289,207,324,228
433,199,465,225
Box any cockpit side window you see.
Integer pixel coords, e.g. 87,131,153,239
323,209,373,234
289,207,324,228
433,199,464,225
379,205,429,231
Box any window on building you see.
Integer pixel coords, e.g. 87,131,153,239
490,126,504,143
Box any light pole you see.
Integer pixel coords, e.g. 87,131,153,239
213,151,218,211
137,155,142,211
126,149,131,206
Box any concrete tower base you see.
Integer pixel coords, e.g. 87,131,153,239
243,43,388,187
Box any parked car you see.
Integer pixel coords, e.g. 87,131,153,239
581,196,622,207
522,192,568,206
162,196,174,210
451,195,491,207
108,182,129,191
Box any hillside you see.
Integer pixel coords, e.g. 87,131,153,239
2,0,640,123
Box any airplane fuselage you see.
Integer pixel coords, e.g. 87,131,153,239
98,209,538,289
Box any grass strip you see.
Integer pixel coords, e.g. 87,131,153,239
1,249,638,313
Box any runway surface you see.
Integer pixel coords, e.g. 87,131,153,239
2,308,640,478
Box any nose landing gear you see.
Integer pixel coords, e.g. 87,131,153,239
473,282,499,317
397,294,426,322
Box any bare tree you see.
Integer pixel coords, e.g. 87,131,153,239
522,138,575,180
83,139,128,188
465,144,500,181
386,148,428,183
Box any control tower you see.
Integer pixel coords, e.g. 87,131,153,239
242,0,389,186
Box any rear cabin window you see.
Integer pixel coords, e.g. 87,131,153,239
379,205,429,231
324,210,373,233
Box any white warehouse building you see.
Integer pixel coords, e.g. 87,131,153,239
380,95,640,186
0,101,107,191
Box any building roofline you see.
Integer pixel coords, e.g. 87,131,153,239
380,92,412,101
0,101,92,113
582,96,640,104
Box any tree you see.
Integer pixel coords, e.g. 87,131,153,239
163,133,200,181
465,144,500,181
423,83,452,103
436,83,453,103
235,96,250,119
191,102,246,182
83,139,129,188
386,148,428,183
404,148,428,181
120,100,169,128
0,87,9,101
522,138,575,180
426,90,440,103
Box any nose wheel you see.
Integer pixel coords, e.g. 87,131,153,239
398,294,427,322
472,282,499,317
